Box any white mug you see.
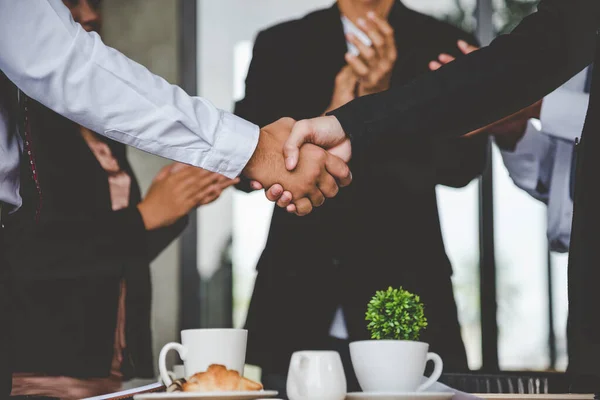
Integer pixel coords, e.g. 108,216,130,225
350,340,443,393
286,351,346,400
159,329,247,387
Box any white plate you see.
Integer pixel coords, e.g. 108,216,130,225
134,390,278,400
346,392,454,400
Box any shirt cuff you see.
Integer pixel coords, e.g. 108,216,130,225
202,112,260,179
498,119,554,197
540,87,589,141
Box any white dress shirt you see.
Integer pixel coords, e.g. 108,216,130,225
0,0,259,210
498,67,590,252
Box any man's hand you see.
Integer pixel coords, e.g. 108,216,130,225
243,118,352,216
325,65,358,114
347,12,397,96
138,164,238,230
428,40,542,148
282,116,351,172
428,40,478,71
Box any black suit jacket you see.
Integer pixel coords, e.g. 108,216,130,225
236,2,487,374
330,0,600,391
3,95,187,379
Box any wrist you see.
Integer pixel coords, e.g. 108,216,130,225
137,202,160,230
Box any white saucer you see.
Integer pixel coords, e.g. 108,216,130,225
135,390,278,400
346,392,454,400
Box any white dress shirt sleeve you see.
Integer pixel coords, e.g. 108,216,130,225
498,119,555,203
540,87,590,141
0,0,258,178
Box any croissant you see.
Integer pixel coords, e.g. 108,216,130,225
180,364,263,393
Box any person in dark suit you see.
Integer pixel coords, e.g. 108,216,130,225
280,0,600,393
2,1,237,398
235,0,487,393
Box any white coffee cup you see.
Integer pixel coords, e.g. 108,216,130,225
286,351,346,400
349,340,443,393
159,328,247,387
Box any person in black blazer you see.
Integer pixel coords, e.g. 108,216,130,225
280,0,600,392
235,0,487,393
2,1,237,398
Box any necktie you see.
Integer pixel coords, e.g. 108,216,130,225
18,90,42,221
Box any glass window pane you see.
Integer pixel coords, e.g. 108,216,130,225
403,0,477,31
437,181,482,370
492,144,550,370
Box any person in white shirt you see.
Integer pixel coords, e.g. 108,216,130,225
0,0,351,217
428,41,590,253
0,0,352,395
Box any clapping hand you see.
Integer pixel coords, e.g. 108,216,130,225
138,164,238,230
347,12,397,96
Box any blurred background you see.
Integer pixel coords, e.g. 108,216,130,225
102,0,565,377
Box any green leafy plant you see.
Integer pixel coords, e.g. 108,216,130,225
366,287,428,341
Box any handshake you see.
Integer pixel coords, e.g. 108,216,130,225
242,116,352,216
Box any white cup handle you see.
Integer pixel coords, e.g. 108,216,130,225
417,352,443,392
159,342,187,387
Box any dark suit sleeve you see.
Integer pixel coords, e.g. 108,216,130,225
429,32,488,187
17,208,187,279
330,0,600,148
145,215,188,261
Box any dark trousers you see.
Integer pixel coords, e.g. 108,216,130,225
261,337,361,399
0,224,13,397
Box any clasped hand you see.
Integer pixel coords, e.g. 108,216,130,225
243,12,397,216
242,117,352,216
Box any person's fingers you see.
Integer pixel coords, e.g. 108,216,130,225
317,173,339,199
438,53,456,64
264,184,284,202
217,178,239,191
293,198,313,216
325,154,352,188
283,119,313,170
357,17,385,58
276,191,293,208
286,203,297,214
347,33,376,66
345,52,370,79
284,116,347,170
309,189,326,208
429,60,443,71
366,12,395,56
457,40,478,55
250,180,263,190
169,162,190,174
367,11,394,39
153,164,174,182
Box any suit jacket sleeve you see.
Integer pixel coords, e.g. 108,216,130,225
15,207,187,279
429,33,488,187
330,0,600,148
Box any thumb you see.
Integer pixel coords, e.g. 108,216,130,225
283,120,314,170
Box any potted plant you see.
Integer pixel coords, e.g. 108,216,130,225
349,287,444,393
365,286,428,341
